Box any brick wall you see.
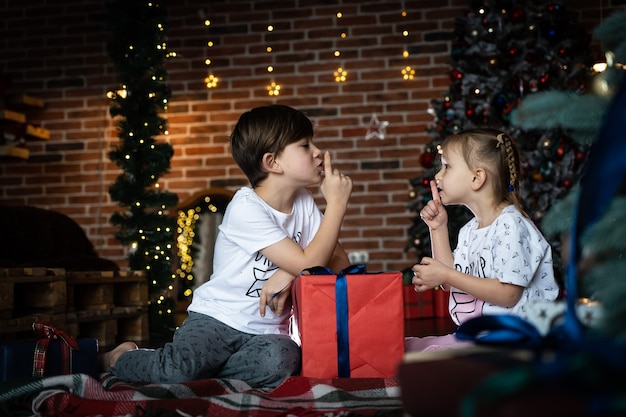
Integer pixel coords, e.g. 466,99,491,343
0,0,622,272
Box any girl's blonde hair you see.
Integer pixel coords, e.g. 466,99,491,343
443,128,527,217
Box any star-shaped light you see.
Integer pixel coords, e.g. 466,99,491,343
365,113,389,140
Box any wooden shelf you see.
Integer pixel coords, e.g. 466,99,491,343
25,124,50,140
1,89,48,159
7,93,45,109
0,145,29,159
0,109,26,124
0,269,149,347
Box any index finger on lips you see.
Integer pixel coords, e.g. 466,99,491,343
430,180,441,202
323,151,333,174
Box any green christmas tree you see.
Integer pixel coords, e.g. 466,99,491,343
407,0,594,284
106,0,179,339
512,9,626,342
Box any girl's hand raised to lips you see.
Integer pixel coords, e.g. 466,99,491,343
420,180,447,230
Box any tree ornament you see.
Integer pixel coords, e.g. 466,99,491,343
510,6,526,23
364,113,389,140
542,137,553,148
419,150,435,168
590,70,615,97
450,69,463,82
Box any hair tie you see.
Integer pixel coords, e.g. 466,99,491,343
496,133,505,148
508,184,514,192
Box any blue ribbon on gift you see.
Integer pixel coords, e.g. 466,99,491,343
303,264,366,378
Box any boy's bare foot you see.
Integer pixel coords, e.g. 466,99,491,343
98,341,138,371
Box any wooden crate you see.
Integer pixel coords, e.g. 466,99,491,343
117,312,149,343
72,284,114,310
15,279,67,311
5,268,67,314
0,283,14,318
79,319,117,348
115,281,148,306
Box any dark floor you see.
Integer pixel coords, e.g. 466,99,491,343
405,317,457,337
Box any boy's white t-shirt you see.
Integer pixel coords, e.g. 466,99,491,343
188,187,323,335
448,205,559,326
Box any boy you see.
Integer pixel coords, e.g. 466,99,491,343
100,104,352,387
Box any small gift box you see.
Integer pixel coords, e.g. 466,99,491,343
293,265,404,378
403,285,435,319
0,322,98,382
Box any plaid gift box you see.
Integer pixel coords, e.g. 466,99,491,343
0,322,98,382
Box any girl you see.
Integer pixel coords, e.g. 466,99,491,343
406,128,559,351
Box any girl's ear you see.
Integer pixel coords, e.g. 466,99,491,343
262,152,282,174
471,168,487,191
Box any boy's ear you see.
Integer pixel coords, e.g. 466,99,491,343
262,152,282,173
471,168,486,190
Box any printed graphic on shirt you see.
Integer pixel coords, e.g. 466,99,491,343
245,232,302,298
450,254,487,323
450,289,484,324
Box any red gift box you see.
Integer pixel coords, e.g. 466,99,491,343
293,266,404,378
433,286,449,318
403,285,435,318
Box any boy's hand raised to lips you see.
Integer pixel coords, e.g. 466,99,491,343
419,180,447,230
320,151,352,208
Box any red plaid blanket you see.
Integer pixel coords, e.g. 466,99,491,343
0,373,402,416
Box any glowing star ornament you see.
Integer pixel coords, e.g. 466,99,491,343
365,113,389,140
334,67,347,82
267,81,281,96
205,74,218,88
402,65,415,80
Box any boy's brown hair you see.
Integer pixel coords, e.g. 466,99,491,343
230,104,314,187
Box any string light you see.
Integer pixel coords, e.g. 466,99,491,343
176,208,199,285
400,7,414,80
202,13,219,88
266,24,281,95
175,196,222,302
334,11,347,82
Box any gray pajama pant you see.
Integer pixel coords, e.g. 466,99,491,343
110,312,301,387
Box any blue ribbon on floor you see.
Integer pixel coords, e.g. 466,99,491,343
303,264,366,377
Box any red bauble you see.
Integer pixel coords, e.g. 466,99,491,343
419,151,435,169
510,6,525,23
449,69,463,82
